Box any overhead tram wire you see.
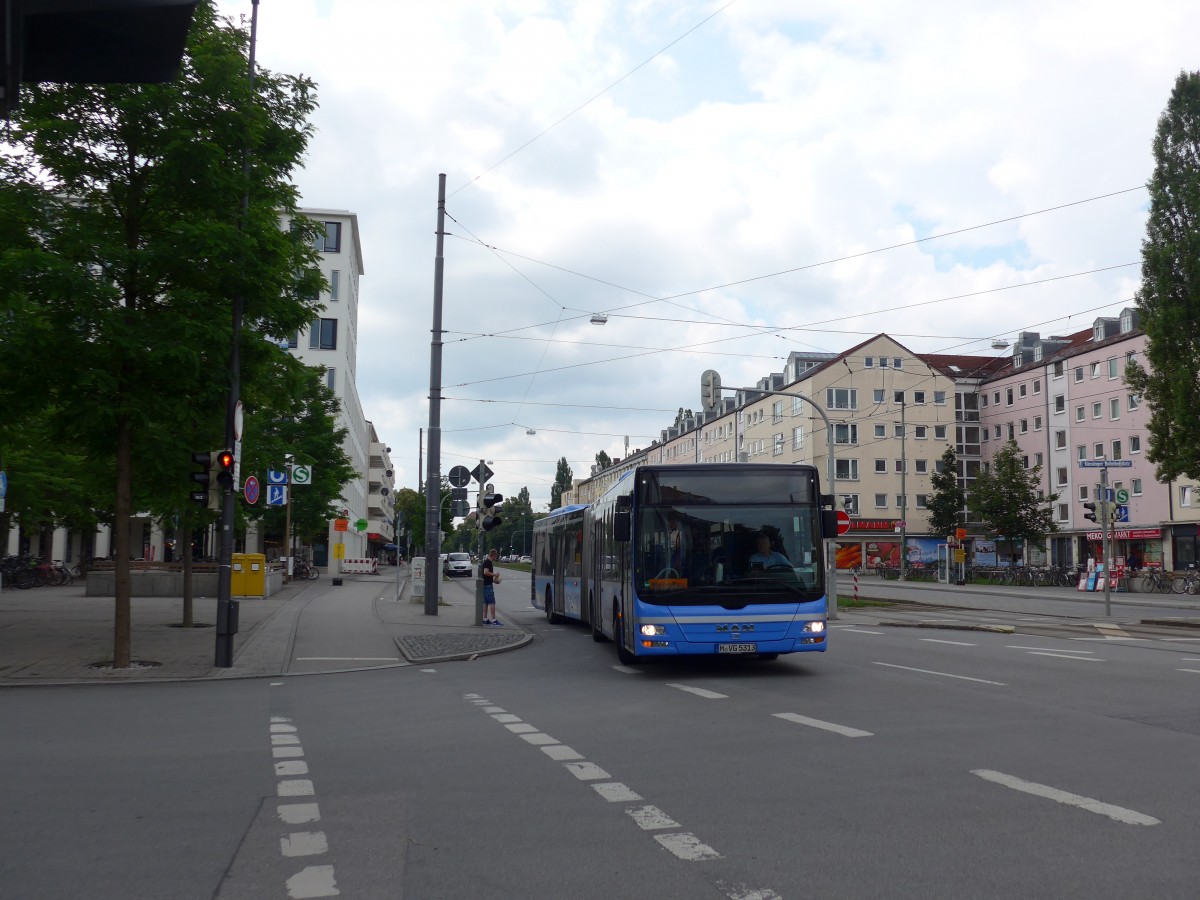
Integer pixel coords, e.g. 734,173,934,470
448,0,739,198
447,184,1148,340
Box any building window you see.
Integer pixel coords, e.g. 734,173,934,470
915,459,928,474
1075,405,1085,422
894,390,905,404
1092,402,1102,419
1033,379,1041,394
1022,455,1030,469
1128,393,1140,411
1110,398,1120,420
315,220,342,253
864,356,874,368
874,493,888,508
1056,503,1068,521
1034,452,1043,467
834,424,858,445
875,459,887,473
1078,485,1089,501
309,318,337,350
827,388,857,410
934,391,946,405
841,494,860,515
1111,440,1122,460
772,400,783,423
1074,366,1084,382
792,426,804,450
894,358,903,369
1007,423,1015,440
994,425,1002,439
1053,361,1064,378
1033,416,1042,431
879,357,889,368
1006,388,1014,405
1019,383,1027,398
835,459,859,480
894,425,904,438
915,425,927,439
895,459,905,473
1054,395,1065,413
874,424,886,439
1094,443,1104,458
326,367,336,390
1090,361,1100,378
1181,486,1192,507
913,391,926,404
934,425,947,440
773,433,785,455
1108,357,1119,378
915,495,928,509
1055,467,1068,487
1055,430,1066,450
1130,435,1141,454
1077,445,1086,460
873,388,885,404
1020,419,1028,434
1132,478,1143,496
285,331,298,349
896,494,906,508
330,269,340,300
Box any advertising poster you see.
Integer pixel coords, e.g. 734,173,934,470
863,541,902,568
974,539,998,567
835,542,862,570
906,537,942,567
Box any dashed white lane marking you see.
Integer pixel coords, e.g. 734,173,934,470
274,747,305,759
772,713,873,738
271,682,284,686
519,732,560,746
841,628,885,635
281,832,329,857
272,724,298,733
276,761,310,776
921,638,977,646
1008,646,1094,654
286,865,339,899
874,662,1006,686
420,668,437,673
1028,652,1103,661
611,665,643,674
482,706,506,713
541,745,584,761
273,734,302,745
593,783,643,802
279,804,321,825
1181,658,1200,661
1094,624,1131,639
492,713,521,723
971,769,1160,826
1177,668,1200,674
566,762,611,781
666,683,728,699
721,885,783,900
655,833,722,861
278,780,315,797
505,723,538,733
1160,637,1200,642
627,806,680,830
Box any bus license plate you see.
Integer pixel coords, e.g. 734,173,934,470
718,643,757,654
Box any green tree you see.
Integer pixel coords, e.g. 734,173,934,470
926,446,967,538
0,2,323,666
594,450,612,471
968,440,1058,558
1125,70,1200,481
550,457,573,511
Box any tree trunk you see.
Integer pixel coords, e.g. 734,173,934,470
113,417,133,668
181,509,194,628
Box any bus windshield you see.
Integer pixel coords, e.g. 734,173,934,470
636,504,824,605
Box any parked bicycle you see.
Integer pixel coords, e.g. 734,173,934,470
292,560,319,581
1140,567,1174,594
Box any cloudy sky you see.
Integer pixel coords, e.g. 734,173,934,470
217,0,1195,512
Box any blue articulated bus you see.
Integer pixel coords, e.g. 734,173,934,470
531,504,589,624
536,463,836,663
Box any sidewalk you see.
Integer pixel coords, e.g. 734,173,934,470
0,564,530,687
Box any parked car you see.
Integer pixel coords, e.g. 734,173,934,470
443,552,473,577
518,555,532,564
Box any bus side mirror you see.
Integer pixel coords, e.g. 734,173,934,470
614,510,631,541
821,509,838,537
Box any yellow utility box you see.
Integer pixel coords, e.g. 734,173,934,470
237,553,267,597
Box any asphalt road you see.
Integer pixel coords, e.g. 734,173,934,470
3,574,1199,899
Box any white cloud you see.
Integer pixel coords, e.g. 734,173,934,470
217,0,1193,509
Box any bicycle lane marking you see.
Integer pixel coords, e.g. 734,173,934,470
270,716,340,898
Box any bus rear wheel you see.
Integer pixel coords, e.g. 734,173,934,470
614,601,637,665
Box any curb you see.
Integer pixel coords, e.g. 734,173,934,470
394,631,534,664
877,620,1016,634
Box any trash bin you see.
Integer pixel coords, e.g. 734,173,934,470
238,553,267,597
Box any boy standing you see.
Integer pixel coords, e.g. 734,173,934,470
482,548,502,625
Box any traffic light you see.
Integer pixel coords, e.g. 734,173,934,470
482,491,504,532
1083,501,1098,523
215,449,235,491
190,451,219,510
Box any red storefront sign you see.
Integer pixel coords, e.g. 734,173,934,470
1085,528,1162,541
847,519,900,532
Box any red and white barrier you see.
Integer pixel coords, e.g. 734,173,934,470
340,558,379,575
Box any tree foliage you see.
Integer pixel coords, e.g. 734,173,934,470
926,446,966,538
1125,70,1200,481
968,440,1058,552
0,1,323,665
594,450,612,471
550,457,573,511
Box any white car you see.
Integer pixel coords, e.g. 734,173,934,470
443,552,473,578
518,555,532,564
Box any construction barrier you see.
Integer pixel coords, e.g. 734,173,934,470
340,558,379,575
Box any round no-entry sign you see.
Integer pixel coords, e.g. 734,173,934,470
836,510,851,536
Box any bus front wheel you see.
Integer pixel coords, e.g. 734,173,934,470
614,601,637,665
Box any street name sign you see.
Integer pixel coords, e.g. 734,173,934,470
1078,460,1132,468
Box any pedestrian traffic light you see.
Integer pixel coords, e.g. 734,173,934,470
190,451,220,510
482,491,504,532
1083,501,1098,523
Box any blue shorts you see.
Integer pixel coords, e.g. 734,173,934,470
483,583,495,604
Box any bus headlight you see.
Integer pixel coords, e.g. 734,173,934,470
640,624,666,636
804,621,826,634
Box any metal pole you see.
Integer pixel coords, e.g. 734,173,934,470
216,0,259,668
899,398,907,581
1101,467,1111,616
424,175,446,616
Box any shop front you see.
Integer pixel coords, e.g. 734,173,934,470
1081,527,1164,572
